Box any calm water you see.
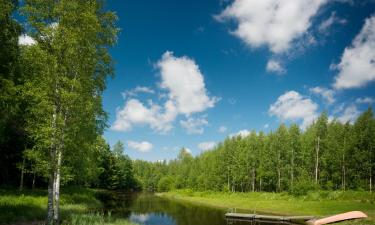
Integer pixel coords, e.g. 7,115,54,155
96,192,298,225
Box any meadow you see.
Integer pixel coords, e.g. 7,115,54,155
0,188,137,225
159,189,375,224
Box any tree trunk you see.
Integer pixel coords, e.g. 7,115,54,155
342,138,346,191
32,170,36,190
47,106,57,225
291,148,294,190
227,166,230,191
19,157,25,191
53,150,62,225
342,153,346,191
315,136,320,184
47,169,55,225
370,148,372,193
277,167,281,192
252,167,255,192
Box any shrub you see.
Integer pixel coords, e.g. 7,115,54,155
157,176,175,192
290,179,319,196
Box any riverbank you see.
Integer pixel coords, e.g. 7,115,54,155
0,188,137,225
158,190,375,224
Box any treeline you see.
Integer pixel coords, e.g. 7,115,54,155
134,110,375,194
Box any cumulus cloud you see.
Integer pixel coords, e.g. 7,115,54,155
127,141,153,153
18,34,36,46
337,105,360,124
230,129,251,138
216,0,327,54
112,52,218,134
269,91,318,129
218,126,228,133
180,116,208,134
356,97,375,104
112,99,177,133
333,15,375,89
198,141,217,151
266,60,286,74
157,51,219,115
309,86,335,104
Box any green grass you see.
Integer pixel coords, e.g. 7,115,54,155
0,188,137,225
159,189,375,224
65,213,138,225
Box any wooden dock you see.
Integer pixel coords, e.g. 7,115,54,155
225,213,315,223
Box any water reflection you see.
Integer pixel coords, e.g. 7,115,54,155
96,192,298,225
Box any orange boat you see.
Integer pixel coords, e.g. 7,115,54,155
306,211,368,225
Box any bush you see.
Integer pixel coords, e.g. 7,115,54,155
290,179,319,196
157,176,174,192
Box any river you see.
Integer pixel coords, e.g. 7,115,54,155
96,192,299,225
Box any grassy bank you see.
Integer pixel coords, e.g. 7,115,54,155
159,190,375,224
0,188,137,225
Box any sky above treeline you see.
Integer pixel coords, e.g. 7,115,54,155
101,0,375,161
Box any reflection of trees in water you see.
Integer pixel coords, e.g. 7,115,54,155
95,191,136,217
130,194,225,225
96,192,295,225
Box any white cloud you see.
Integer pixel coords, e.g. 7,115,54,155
266,59,286,74
127,141,153,153
198,141,216,151
112,51,217,134
269,91,318,129
263,124,269,129
180,116,208,134
112,99,177,133
337,105,360,124
18,34,36,46
122,86,155,98
309,86,335,104
333,15,375,89
216,0,327,54
230,129,251,138
318,11,347,33
218,126,228,133
156,51,218,115
356,97,375,104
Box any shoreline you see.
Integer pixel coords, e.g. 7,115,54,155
157,190,375,224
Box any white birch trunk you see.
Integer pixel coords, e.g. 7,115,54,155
315,136,320,184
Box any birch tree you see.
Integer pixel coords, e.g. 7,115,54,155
21,0,117,224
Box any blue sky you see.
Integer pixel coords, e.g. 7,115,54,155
101,0,375,161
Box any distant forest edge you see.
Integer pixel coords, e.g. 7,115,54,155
133,110,375,195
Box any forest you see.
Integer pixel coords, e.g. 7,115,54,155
1,0,374,224
133,111,375,195
0,0,139,224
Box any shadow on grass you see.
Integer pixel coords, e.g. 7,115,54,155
0,204,46,224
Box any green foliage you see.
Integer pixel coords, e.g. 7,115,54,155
157,176,175,192
161,190,375,221
289,179,319,196
135,110,375,194
0,188,138,225
67,213,138,225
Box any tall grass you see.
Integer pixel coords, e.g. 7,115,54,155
0,188,137,225
66,213,138,225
